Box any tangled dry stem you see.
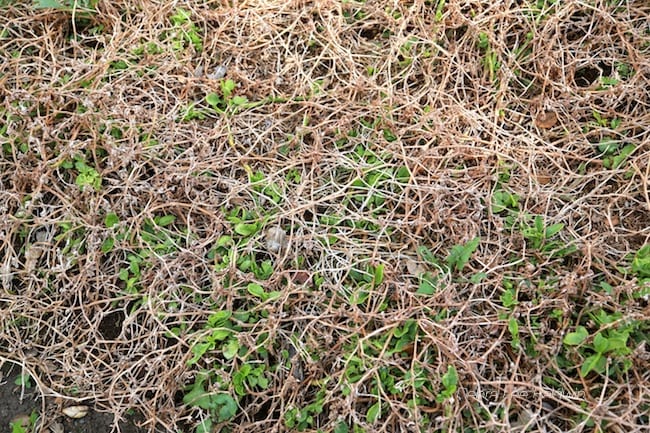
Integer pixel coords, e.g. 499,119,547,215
1,0,649,432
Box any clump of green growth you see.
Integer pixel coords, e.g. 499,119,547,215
60,154,102,191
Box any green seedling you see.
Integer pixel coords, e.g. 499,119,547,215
101,212,120,253
205,79,249,114
249,170,283,204
233,362,270,396
520,215,563,250
446,237,480,272
436,365,458,403
187,310,241,366
500,284,518,309
492,190,520,214
247,283,281,302
632,244,650,279
284,388,326,431
563,325,631,377
14,373,33,389
183,373,238,430
366,400,381,423
563,308,641,377
168,8,202,52
478,32,500,83
508,316,521,349
9,410,38,433
60,154,102,191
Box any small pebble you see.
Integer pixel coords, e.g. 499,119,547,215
206,64,227,80
265,226,287,253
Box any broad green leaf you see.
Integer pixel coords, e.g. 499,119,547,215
156,215,176,226
231,95,248,106
592,332,609,353
580,354,605,377
234,223,258,236
207,310,231,326
104,213,119,228
441,365,458,391
544,223,564,238
214,394,238,421
210,329,231,341
223,338,239,359
205,93,221,107
417,246,437,265
366,401,381,423
188,342,212,365
101,237,114,253
416,273,436,295
563,326,588,346
247,283,266,299
603,329,630,353
35,0,65,9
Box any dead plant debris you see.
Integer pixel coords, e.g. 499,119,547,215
1,1,649,433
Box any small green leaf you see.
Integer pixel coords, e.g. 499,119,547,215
492,190,519,213
417,246,437,265
231,95,248,106
221,79,236,98
334,422,349,433
223,338,239,360
563,326,588,346
14,374,32,388
205,93,222,108
210,329,231,341
216,235,233,247
156,215,176,226
195,418,212,433
234,223,258,236
581,353,605,377
544,223,564,238
470,272,487,283
34,0,65,9
104,213,119,228
500,288,518,308
373,264,384,287
366,401,381,423
446,237,480,271
101,237,115,253
508,317,520,349
214,394,238,421
416,273,437,295
592,332,609,353
247,283,266,299
188,342,213,365
632,245,650,278
441,365,458,391
118,268,129,281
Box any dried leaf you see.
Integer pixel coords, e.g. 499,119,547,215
535,111,558,129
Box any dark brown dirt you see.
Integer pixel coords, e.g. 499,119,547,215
1,363,146,433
